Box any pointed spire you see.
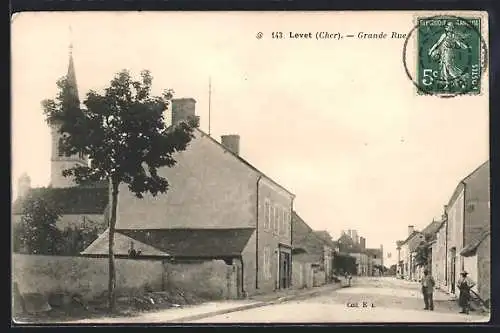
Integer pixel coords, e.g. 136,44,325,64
66,25,79,104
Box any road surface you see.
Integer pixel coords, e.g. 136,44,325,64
189,277,489,323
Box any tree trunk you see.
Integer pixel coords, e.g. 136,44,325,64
108,178,119,313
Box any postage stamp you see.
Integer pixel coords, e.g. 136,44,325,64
416,16,482,96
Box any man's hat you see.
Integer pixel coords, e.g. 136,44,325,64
461,270,468,275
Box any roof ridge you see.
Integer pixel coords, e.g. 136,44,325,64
461,160,489,183
117,227,256,231
446,160,489,208
195,128,295,198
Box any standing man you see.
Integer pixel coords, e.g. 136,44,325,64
457,271,476,314
421,269,435,310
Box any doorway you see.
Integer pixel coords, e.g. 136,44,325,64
450,247,456,294
279,251,291,289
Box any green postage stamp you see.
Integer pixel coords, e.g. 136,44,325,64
417,16,482,95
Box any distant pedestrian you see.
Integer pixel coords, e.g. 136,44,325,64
457,271,475,314
421,269,435,310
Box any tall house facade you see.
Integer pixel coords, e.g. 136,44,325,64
445,161,489,295
113,100,295,295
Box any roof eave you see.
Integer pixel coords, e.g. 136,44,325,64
196,128,295,198
460,248,477,257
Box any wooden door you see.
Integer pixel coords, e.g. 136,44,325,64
450,251,456,294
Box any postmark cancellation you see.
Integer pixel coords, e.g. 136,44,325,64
414,15,487,97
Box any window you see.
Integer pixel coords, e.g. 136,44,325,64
276,206,281,235
57,141,64,157
281,209,286,235
274,206,279,234
263,247,271,279
288,213,291,236
270,204,275,232
284,211,290,236
264,199,270,230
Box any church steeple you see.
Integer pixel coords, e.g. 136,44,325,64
66,41,80,103
49,37,88,188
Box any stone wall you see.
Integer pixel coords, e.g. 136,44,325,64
313,269,326,286
291,260,313,289
163,260,237,300
12,254,164,301
477,234,490,304
447,188,465,294
13,254,240,304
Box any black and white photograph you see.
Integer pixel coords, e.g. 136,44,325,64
11,11,490,324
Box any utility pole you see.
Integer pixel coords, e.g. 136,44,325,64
208,76,212,136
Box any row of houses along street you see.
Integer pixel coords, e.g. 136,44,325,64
12,44,388,322
395,160,490,311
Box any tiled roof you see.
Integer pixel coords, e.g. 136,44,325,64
291,212,335,256
12,181,108,215
422,220,442,236
400,230,422,245
81,228,170,257
365,248,382,257
421,220,444,243
462,160,489,184
197,128,294,198
313,230,337,248
82,228,255,258
447,160,489,208
460,229,490,257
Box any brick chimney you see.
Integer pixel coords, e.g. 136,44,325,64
360,237,366,249
171,98,197,125
408,225,415,236
221,135,240,155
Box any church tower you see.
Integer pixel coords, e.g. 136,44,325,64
17,173,31,198
49,43,88,188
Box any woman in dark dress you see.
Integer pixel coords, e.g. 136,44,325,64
457,271,475,314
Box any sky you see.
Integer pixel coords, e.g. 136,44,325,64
11,11,489,266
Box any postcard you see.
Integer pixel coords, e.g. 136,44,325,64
11,10,490,324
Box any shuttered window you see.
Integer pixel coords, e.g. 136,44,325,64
264,200,270,230
263,247,271,279
274,206,280,234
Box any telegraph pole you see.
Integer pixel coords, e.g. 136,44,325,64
208,76,212,136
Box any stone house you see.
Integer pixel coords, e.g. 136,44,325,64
412,219,443,281
14,48,296,297
349,252,369,276
83,106,296,296
365,246,384,276
81,228,255,299
12,179,109,233
460,230,490,306
445,161,489,297
291,212,335,287
397,225,425,281
430,214,447,289
313,230,336,281
337,232,370,276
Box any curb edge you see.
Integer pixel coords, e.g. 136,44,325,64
169,283,343,323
